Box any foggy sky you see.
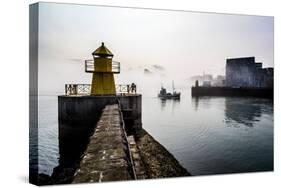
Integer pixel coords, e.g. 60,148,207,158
37,2,274,95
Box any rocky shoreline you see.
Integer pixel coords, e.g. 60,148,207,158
134,129,191,178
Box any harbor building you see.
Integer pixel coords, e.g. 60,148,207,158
225,57,273,88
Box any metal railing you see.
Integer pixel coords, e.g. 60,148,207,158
85,60,120,73
65,84,91,95
65,84,137,96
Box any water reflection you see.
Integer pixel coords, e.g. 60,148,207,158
160,98,167,110
159,98,180,112
192,97,199,111
191,96,214,111
172,98,180,111
192,96,273,128
224,97,263,127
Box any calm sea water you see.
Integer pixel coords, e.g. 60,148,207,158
31,88,273,176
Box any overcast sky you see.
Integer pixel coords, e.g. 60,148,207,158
37,2,274,95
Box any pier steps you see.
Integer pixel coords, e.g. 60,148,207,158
128,136,147,179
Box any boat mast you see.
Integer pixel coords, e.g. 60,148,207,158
172,80,175,93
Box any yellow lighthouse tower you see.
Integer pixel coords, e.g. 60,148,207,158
85,42,120,95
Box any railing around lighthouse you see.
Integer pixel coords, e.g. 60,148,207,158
85,60,120,73
65,84,137,96
65,84,91,95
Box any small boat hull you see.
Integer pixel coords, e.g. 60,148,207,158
158,93,180,99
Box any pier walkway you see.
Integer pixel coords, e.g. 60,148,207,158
72,104,137,183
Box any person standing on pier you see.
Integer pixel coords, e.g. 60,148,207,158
131,83,136,94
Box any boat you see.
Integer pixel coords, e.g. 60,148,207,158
158,81,181,99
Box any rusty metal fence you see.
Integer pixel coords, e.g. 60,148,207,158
65,84,137,96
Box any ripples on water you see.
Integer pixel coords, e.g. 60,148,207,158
31,89,273,176
30,96,59,175
143,90,273,175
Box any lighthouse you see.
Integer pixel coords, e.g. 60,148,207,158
58,43,142,167
85,42,120,95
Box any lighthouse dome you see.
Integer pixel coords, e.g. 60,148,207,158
92,42,114,57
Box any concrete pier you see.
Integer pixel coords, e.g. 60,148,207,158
57,94,142,167
72,104,135,183
45,94,190,185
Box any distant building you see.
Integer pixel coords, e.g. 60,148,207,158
202,80,211,87
258,67,273,88
203,74,213,82
225,57,273,88
190,75,203,82
190,73,214,86
213,75,226,86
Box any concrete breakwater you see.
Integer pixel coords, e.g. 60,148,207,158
72,104,189,183
192,86,273,98
36,95,190,185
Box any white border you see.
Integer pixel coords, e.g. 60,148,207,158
0,0,279,187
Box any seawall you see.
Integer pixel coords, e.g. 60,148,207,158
192,86,273,98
